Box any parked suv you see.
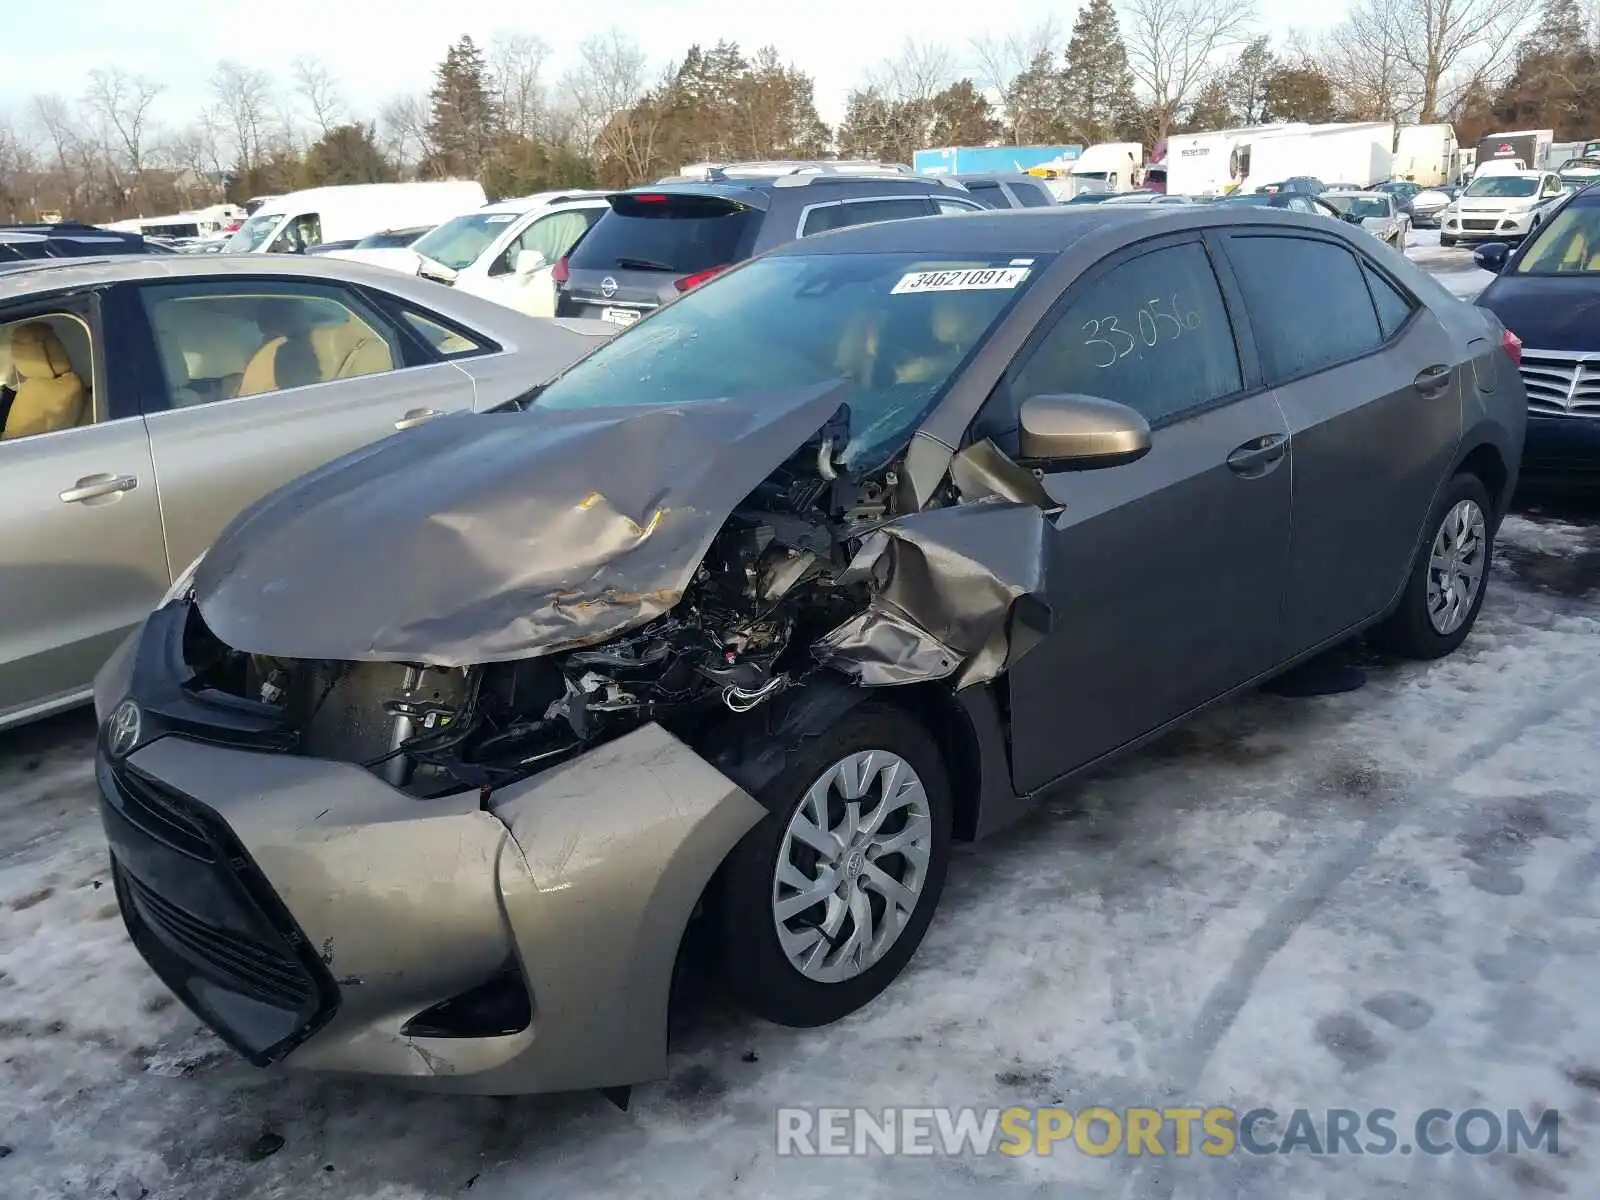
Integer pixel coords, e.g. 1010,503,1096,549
553,174,985,326
0,222,174,263
949,173,1058,208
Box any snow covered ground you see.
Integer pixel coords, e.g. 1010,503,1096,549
2,259,1596,1200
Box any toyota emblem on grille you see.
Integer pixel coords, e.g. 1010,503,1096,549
106,698,142,759
600,276,619,298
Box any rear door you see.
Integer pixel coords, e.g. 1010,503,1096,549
0,291,167,723
559,192,763,325
125,276,479,574
990,234,1294,792
1219,230,1462,655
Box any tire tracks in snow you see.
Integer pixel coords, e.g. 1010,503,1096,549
1125,659,1600,1200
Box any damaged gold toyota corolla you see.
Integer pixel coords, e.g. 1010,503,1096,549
93,205,1523,1101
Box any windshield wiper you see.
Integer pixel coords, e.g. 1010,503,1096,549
614,256,676,272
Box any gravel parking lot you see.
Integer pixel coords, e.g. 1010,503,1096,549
3,247,1597,1200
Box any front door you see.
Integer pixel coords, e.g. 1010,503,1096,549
983,235,1294,794
1219,231,1462,653
470,207,604,317
127,277,478,574
0,298,167,722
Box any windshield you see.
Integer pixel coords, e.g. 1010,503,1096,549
1322,196,1390,219
411,211,523,271
1464,176,1539,198
223,210,282,252
1514,203,1600,273
534,251,1051,471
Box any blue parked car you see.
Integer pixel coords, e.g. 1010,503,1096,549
1474,186,1600,486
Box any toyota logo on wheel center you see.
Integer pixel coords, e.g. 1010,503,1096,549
600,276,618,298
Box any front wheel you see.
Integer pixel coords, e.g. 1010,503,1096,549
1372,472,1494,659
1440,234,1457,247
711,703,952,1027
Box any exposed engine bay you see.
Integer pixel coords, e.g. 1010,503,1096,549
175,381,1056,798
181,423,908,797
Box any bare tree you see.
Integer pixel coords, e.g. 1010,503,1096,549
490,31,553,141
0,115,38,220
1120,0,1257,141
84,66,163,210
1313,2,1420,121
866,39,957,105
291,56,345,137
377,92,432,170
211,60,276,171
969,19,1062,102
1396,0,1521,121
556,29,651,152
30,93,85,208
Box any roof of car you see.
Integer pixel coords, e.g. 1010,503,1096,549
769,203,1354,257
0,251,502,305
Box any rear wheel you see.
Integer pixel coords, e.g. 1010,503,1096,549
711,703,952,1027
1372,472,1494,659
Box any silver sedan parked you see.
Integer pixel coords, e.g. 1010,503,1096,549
0,254,614,730
1320,190,1412,250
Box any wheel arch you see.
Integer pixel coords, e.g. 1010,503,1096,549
1454,436,1512,521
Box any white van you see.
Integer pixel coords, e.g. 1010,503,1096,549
1068,142,1145,194
407,190,612,318
223,182,487,255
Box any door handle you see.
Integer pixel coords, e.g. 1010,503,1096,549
1414,364,1452,395
1225,433,1288,477
394,407,442,430
59,473,138,504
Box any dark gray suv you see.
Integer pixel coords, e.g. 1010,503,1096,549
553,174,985,326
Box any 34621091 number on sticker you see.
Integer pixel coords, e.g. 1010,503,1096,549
891,266,1031,295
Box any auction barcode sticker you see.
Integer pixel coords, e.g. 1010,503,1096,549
891,266,1031,294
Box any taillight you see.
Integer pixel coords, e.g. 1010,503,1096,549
674,263,729,293
550,255,569,285
1502,327,1522,366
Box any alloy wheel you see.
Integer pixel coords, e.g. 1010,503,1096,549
771,750,933,984
1426,498,1487,635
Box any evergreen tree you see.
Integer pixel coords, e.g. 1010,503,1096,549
1003,49,1070,144
425,36,498,178
1060,0,1138,144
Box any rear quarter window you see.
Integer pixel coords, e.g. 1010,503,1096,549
567,195,760,274
961,181,1008,209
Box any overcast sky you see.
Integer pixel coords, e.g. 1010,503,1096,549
1,0,1340,132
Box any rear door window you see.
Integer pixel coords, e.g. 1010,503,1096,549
801,197,934,236
567,195,759,274
1225,235,1385,385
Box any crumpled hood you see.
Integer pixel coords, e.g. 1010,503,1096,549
194,383,849,665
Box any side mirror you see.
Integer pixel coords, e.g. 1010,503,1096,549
1018,393,1151,471
1474,242,1510,273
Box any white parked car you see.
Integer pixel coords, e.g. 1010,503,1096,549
1440,170,1566,247
410,191,612,319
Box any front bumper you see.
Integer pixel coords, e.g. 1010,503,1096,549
94,607,765,1095
1442,209,1538,240
1520,412,1600,486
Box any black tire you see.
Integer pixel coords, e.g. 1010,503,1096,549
1371,472,1495,659
1440,234,1456,247
710,702,952,1027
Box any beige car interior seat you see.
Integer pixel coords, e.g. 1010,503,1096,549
237,314,393,396
1,322,89,440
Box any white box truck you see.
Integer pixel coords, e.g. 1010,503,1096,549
1241,122,1395,191
1068,142,1145,194
1393,124,1457,187
221,181,487,255
1164,124,1311,195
